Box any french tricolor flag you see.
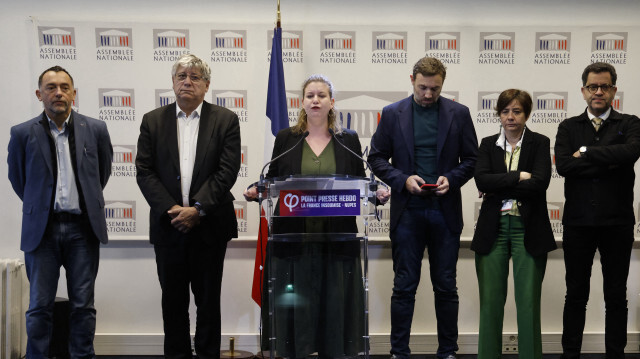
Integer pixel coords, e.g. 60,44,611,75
251,26,288,306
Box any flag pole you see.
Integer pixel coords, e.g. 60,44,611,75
277,0,281,28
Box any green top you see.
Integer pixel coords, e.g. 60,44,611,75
301,137,336,175
301,138,336,232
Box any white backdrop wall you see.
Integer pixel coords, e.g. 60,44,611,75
1,0,640,355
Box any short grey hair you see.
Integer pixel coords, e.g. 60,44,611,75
171,54,211,82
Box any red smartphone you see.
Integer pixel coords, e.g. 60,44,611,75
420,183,438,189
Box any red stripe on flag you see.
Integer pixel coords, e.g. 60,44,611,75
251,208,269,306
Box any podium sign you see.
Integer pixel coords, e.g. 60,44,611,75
278,189,360,216
257,175,377,359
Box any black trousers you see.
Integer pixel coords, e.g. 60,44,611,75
154,237,228,359
561,225,634,359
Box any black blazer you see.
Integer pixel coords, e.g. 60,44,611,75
267,127,366,234
554,109,640,227
471,129,556,256
136,101,241,245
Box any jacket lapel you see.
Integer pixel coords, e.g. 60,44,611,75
289,132,303,175
72,112,87,170
164,103,181,176
516,129,533,171
398,96,415,166
491,134,508,173
35,114,54,175
437,97,454,162
192,102,214,182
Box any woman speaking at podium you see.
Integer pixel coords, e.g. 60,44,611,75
245,74,387,358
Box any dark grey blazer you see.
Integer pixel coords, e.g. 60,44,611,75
136,101,241,245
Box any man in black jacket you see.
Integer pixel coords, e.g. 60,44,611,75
555,62,640,359
136,54,240,359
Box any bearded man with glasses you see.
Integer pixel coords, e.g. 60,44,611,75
554,62,640,359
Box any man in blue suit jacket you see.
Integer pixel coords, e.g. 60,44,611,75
8,66,113,358
369,57,477,359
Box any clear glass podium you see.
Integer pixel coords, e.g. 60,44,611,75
257,175,378,359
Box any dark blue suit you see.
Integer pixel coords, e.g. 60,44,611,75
369,95,477,358
8,112,112,251
8,111,112,358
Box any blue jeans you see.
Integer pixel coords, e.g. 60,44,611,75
24,219,100,359
390,207,459,359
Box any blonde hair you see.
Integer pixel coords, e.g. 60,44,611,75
292,74,343,135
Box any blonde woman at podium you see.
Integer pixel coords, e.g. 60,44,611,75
245,74,387,359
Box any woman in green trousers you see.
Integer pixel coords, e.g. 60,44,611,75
471,89,557,358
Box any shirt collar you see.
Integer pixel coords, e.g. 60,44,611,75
586,107,611,121
496,126,526,150
46,113,72,132
176,102,203,119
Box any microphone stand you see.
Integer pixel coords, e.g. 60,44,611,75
329,128,376,358
328,128,379,204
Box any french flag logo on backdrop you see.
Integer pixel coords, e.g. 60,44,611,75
155,89,175,108
611,92,623,111
154,29,189,49
593,32,627,51
481,32,514,51
104,201,135,220
426,33,459,51
39,27,75,47
97,28,132,48
113,145,135,164
99,89,134,108
322,31,355,51
536,33,569,52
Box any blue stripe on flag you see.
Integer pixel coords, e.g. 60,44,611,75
266,27,288,137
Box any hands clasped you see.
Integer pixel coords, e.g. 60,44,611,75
168,205,200,233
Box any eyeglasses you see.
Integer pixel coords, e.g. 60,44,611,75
175,73,204,83
584,84,614,93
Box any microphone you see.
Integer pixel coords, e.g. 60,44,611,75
328,128,373,175
259,131,309,182
255,131,309,205
328,129,378,197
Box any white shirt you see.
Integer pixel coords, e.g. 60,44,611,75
495,126,526,153
176,103,203,207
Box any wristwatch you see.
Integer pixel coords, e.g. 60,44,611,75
579,146,587,157
193,202,203,215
